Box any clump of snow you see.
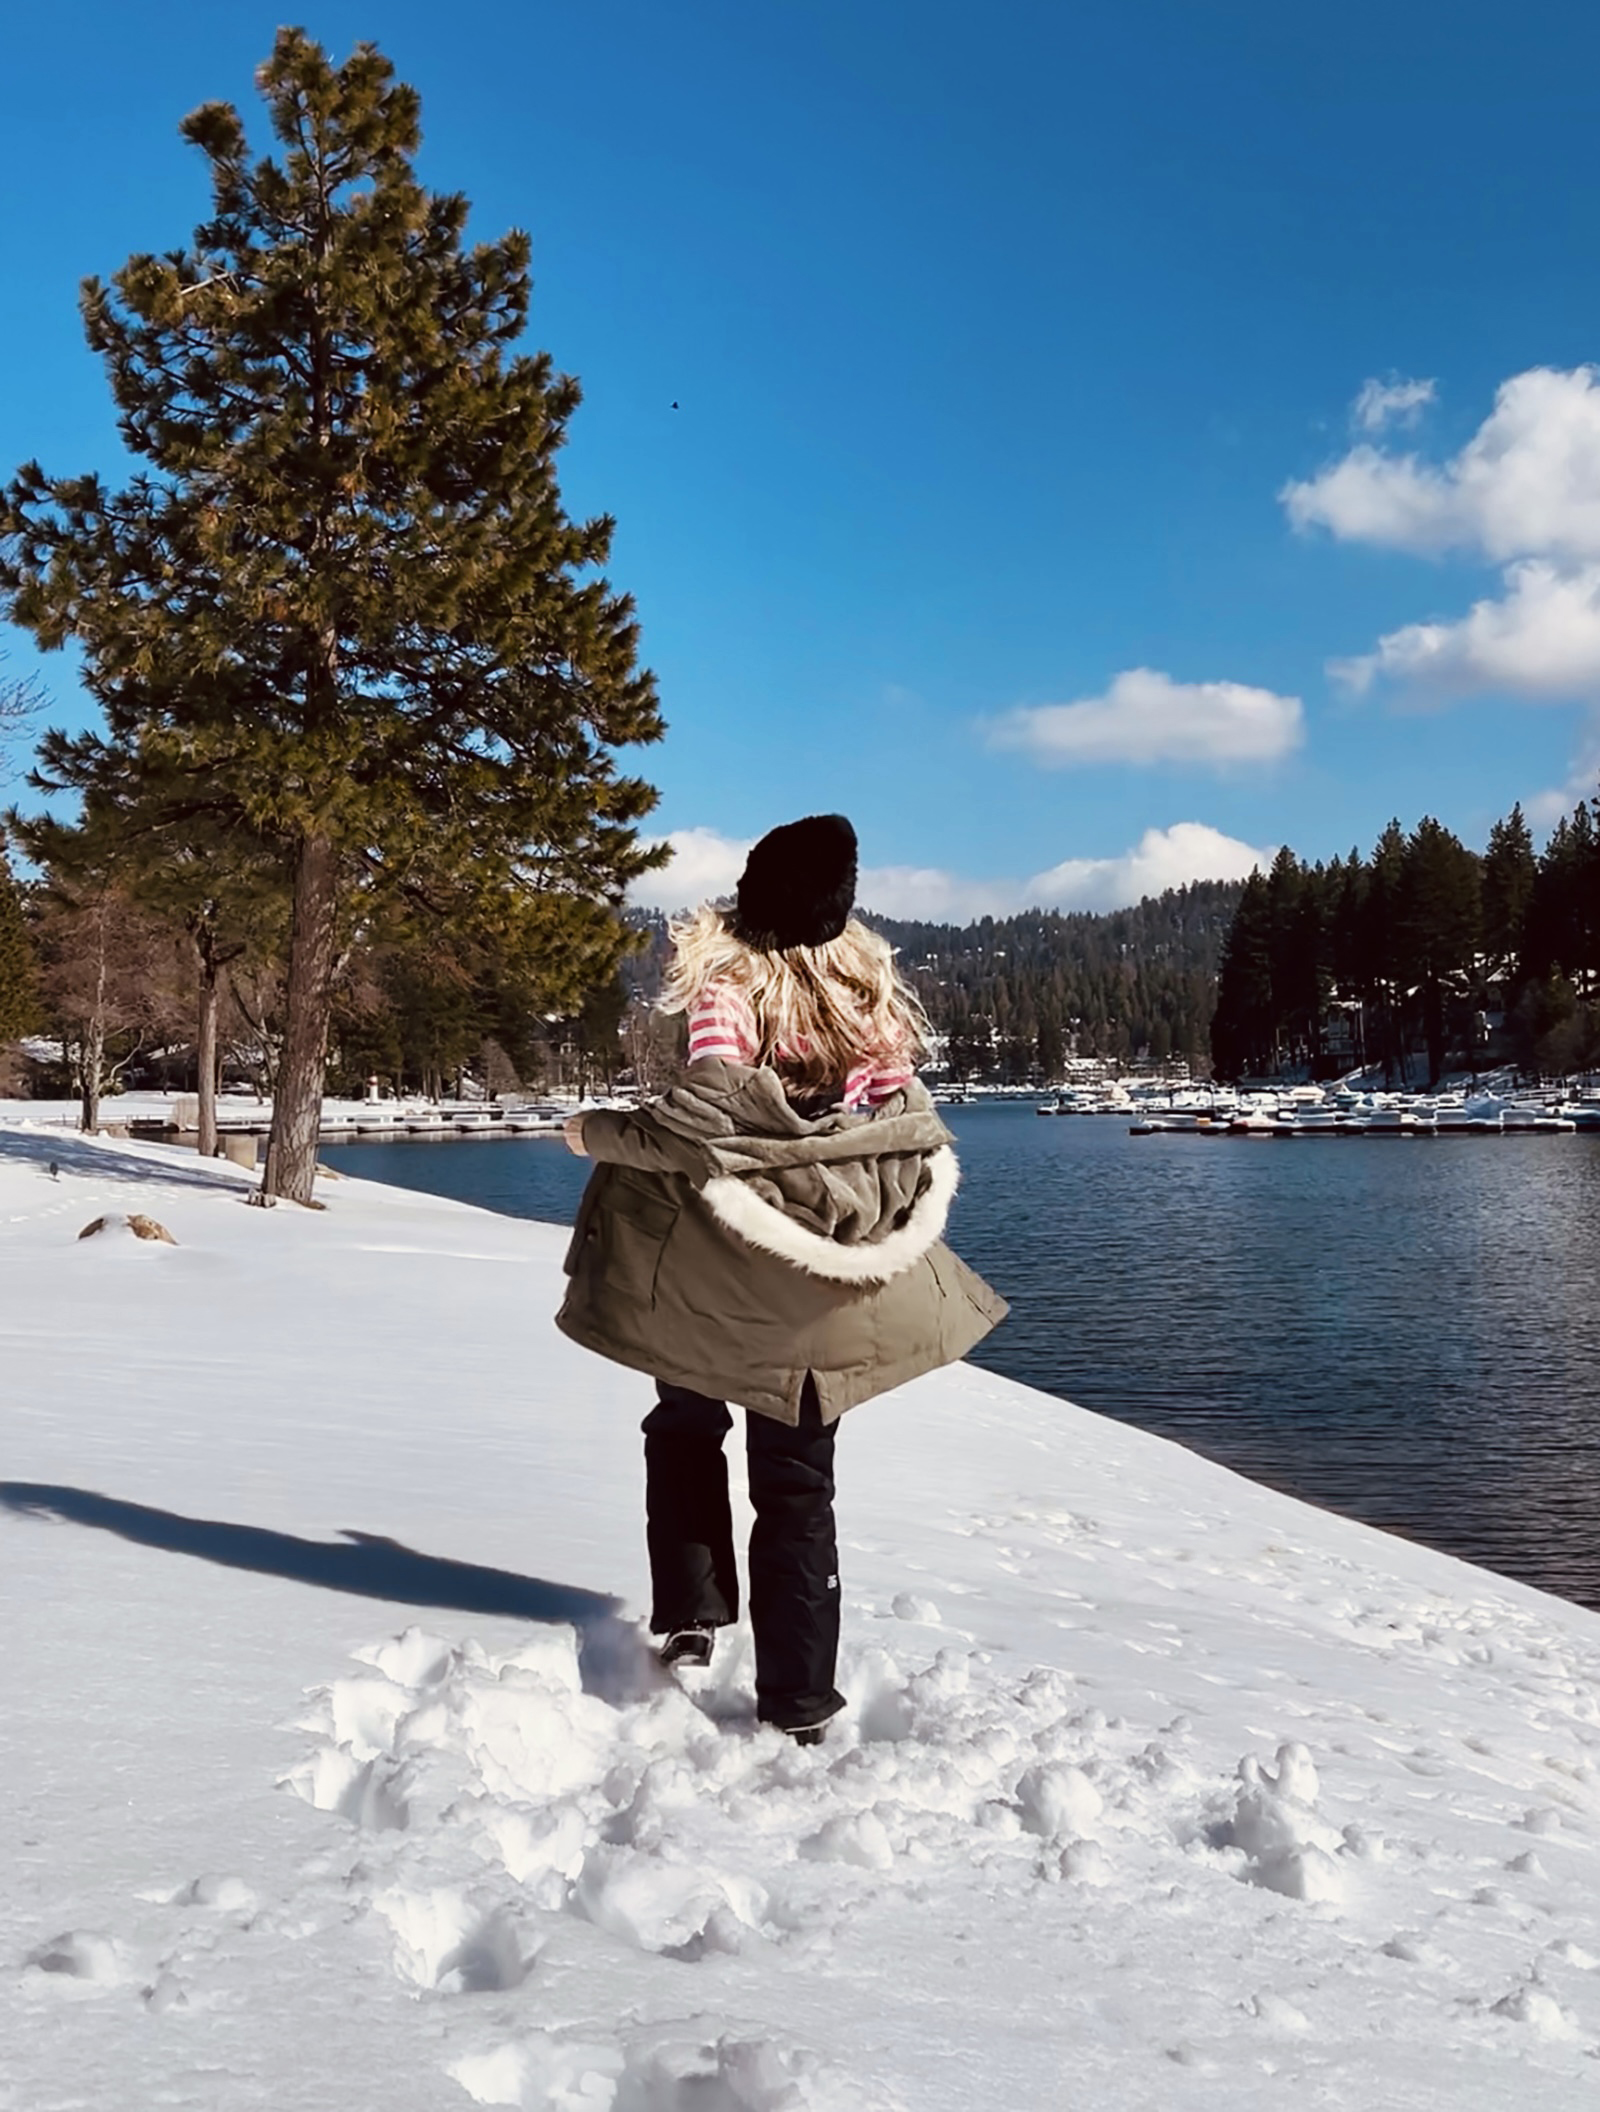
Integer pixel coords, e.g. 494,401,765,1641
889,1590,941,1624
1209,1741,1349,1902
179,1874,257,1913
1015,1761,1102,1839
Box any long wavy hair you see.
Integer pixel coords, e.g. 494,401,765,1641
659,903,931,1097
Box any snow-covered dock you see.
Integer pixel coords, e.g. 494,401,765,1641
6,1116,1600,2110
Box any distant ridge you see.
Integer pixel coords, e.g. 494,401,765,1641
865,881,1245,1077
625,881,1245,1078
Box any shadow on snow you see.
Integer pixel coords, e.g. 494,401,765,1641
0,1127,251,1194
0,1482,639,1697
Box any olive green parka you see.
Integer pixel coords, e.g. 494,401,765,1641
555,1060,1007,1425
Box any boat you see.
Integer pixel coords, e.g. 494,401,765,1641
502,1105,567,1134
1228,1109,1276,1136
1362,1106,1434,1136
1279,1106,1345,1136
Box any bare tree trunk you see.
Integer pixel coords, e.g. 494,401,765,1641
80,1020,102,1134
196,940,219,1158
229,973,280,1098
80,912,108,1133
262,834,338,1203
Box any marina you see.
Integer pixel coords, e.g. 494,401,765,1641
1028,1074,1600,1138
77,1070,1600,1156
113,1095,580,1147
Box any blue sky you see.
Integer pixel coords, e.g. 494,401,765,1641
4,1,1600,917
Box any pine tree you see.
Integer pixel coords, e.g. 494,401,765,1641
1036,1008,1065,1083
1356,821,1409,1083
1480,802,1537,999
0,33,664,1201
1397,818,1481,1087
1525,799,1600,1020
0,835,37,1045
1210,870,1274,1078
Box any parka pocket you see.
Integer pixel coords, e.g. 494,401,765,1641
587,1180,681,1310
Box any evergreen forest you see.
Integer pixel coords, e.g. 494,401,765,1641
1209,800,1600,1085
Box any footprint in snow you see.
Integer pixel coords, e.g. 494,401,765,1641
377,1887,535,1994
24,1930,125,1989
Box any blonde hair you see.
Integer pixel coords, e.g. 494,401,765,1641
660,904,931,1097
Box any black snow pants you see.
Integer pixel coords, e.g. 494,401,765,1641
642,1376,845,1731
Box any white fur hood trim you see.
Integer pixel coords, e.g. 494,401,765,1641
699,1146,960,1284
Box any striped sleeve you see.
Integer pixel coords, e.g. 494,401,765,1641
844,1049,917,1110
687,982,759,1066
862,1059,916,1105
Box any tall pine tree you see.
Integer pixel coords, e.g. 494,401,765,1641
0,834,36,1046
1397,817,1480,1086
0,34,664,1200
1481,802,1537,995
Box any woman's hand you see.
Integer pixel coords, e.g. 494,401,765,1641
563,1113,589,1156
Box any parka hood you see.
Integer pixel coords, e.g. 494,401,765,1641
627,1061,959,1285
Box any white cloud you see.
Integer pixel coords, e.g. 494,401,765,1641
1021,823,1270,913
630,826,753,911
631,822,1270,923
1290,368,1600,819
1352,375,1436,433
988,668,1304,769
847,866,1019,922
1524,735,1600,832
1333,560,1600,698
1284,365,1600,562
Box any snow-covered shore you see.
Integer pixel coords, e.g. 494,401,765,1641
6,1120,1600,2110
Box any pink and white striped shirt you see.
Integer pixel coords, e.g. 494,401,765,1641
686,982,914,1111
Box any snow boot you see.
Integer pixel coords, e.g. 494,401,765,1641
658,1624,716,1670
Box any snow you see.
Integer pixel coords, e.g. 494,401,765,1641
7,1116,1600,2108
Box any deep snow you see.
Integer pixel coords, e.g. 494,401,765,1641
7,1116,1600,2109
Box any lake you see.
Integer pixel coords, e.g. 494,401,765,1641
323,1106,1600,1611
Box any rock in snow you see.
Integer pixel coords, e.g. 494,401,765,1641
7,1113,1600,2109
77,1209,178,1244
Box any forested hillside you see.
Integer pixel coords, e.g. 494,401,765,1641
627,882,1244,1081
869,884,1243,1078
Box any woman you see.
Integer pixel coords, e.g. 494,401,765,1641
558,814,1006,1742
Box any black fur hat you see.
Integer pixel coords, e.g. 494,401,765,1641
731,813,859,951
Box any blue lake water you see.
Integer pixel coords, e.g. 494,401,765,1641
323,1106,1600,1610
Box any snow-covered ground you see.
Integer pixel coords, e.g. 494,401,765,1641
7,1120,1600,2110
